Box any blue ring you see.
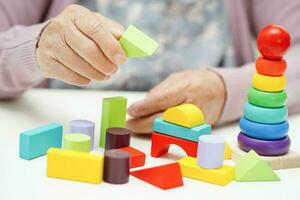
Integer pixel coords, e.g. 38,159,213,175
239,117,289,140
244,102,288,124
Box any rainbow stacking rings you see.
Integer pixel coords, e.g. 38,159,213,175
243,103,288,124
248,88,287,108
252,73,286,92
239,117,289,140
238,132,291,156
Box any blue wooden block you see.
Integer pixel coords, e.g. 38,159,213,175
19,123,63,160
154,117,211,142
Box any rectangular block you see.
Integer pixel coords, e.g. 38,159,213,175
118,146,146,168
178,157,234,186
99,96,127,148
47,148,104,184
154,117,211,142
19,123,63,160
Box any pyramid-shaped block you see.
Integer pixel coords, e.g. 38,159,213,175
235,150,280,181
119,25,158,57
130,163,183,190
118,146,145,168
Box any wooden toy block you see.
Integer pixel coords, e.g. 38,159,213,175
197,135,225,169
163,104,204,128
19,123,63,160
69,120,95,150
154,117,211,142
130,163,183,190
151,132,198,158
235,150,280,181
99,96,127,148
243,102,288,124
248,88,287,108
104,150,130,184
118,146,145,168
119,25,158,57
63,133,91,153
105,128,131,150
178,156,234,186
224,143,231,160
255,56,287,76
252,73,286,92
230,144,300,170
47,148,104,184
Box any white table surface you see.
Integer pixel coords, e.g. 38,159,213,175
0,89,300,200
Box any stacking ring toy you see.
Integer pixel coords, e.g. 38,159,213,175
238,132,290,156
255,56,287,76
252,73,286,92
248,88,287,108
243,102,288,124
239,117,289,140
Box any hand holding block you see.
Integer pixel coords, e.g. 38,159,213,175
178,156,234,186
235,150,280,181
47,148,104,184
63,133,91,153
19,123,62,160
69,120,95,150
119,25,158,57
163,104,204,128
105,128,131,150
252,73,286,92
118,146,145,168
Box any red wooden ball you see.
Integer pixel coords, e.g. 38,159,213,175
257,25,291,60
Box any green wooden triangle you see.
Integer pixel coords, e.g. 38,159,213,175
235,150,280,182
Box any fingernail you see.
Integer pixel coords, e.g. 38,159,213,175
113,53,126,64
128,101,142,116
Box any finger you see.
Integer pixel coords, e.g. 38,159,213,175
74,10,126,65
54,42,108,81
128,87,186,118
126,113,162,134
64,26,118,76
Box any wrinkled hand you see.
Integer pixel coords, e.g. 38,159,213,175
36,4,126,85
127,69,226,133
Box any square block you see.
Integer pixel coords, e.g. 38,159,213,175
119,25,158,57
118,146,146,168
19,123,63,160
47,148,104,184
154,117,211,142
178,157,234,186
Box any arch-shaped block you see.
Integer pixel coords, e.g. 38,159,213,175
151,132,197,158
163,104,204,128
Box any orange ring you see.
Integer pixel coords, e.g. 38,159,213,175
255,56,287,76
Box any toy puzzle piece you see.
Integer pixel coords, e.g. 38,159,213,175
151,132,198,158
119,25,158,57
118,146,145,168
235,150,280,182
154,117,211,142
163,104,204,128
178,156,234,186
19,123,62,160
47,148,104,184
130,163,183,190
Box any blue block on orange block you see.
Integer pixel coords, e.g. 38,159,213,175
154,117,211,142
19,123,63,160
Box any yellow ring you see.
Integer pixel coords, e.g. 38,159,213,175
252,73,286,92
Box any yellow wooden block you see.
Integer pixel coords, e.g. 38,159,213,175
163,104,204,128
224,143,231,160
47,148,104,184
252,73,286,92
178,156,234,186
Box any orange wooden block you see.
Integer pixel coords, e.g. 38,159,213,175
118,146,145,168
130,163,183,190
256,56,287,76
151,132,197,158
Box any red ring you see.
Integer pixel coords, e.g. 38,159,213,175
255,56,287,76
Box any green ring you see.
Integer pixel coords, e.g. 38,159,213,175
248,88,287,108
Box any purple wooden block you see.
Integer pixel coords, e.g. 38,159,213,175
103,149,130,184
197,135,225,169
238,132,290,156
69,120,95,150
105,128,131,150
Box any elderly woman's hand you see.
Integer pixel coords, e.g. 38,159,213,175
36,4,126,85
127,69,226,133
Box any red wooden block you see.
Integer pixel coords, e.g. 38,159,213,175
118,146,146,168
130,163,183,190
151,132,197,158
